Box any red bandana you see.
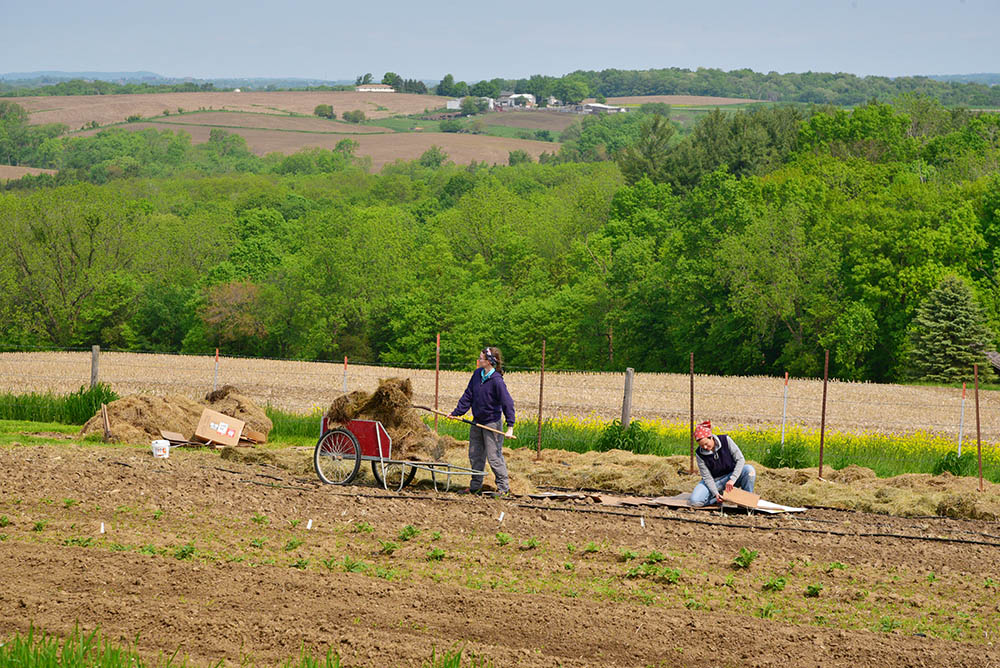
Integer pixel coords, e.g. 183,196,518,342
694,421,712,440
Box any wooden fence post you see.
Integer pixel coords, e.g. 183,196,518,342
91,345,100,388
536,339,546,459
621,367,634,429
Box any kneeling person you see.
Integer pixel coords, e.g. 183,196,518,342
690,420,755,507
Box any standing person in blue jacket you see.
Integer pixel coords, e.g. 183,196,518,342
690,420,756,507
449,346,515,496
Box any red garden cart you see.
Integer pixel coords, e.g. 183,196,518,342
313,416,486,492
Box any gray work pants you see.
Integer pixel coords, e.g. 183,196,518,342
468,420,509,493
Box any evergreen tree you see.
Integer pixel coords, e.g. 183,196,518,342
907,275,996,383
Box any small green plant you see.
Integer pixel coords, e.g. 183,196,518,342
379,540,398,555
374,567,395,580
932,450,975,476
431,531,442,541
583,542,600,554
877,616,901,632
732,547,758,570
761,440,808,469
251,512,269,526
683,597,703,610
763,576,787,592
140,544,158,555
566,543,576,553
63,536,94,547
427,548,445,561
644,550,666,564
985,577,996,589
353,521,374,533
0,516,10,528
109,543,128,552
804,583,824,598
290,558,309,570
152,509,163,520
284,538,304,551
723,574,735,588
63,499,78,508
926,571,937,583
758,601,778,618
564,562,574,571
618,549,638,562
0,534,7,541
825,561,846,572
496,532,511,546
250,538,266,549
175,543,195,560
321,557,337,571
595,419,655,454
32,520,47,532
398,525,419,542
521,536,540,550
289,519,301,529
660,567,681,584
342,556,367,573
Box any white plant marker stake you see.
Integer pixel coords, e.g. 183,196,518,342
306,519,313,530
640,517,645,528
100,522,105,534
498,512,505,523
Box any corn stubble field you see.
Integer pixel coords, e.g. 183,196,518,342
4,351,999,441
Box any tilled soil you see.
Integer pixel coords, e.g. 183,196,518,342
2,443,999,667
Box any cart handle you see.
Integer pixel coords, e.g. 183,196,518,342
413,405,516,439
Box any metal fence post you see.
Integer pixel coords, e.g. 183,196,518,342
780,372,789,447
958,382,966,457
689,353,695,474
434,333,440,433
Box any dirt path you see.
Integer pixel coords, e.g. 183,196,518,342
2,443,998,667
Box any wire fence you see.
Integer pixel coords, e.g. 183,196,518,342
2,347,998,443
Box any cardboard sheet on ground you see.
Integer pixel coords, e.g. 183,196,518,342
527,491,805,514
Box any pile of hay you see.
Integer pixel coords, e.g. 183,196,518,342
325,378,448,461
79,385,272,444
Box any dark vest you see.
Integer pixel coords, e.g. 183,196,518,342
696,434,736,479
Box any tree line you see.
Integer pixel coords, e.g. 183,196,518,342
2,97,999,383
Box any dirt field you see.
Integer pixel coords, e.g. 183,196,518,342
139,111,390,133
1,441,998,667
482,110,580,132
63,124,557,168
9,91,450,129
0,165,57,180
592,95,763,106
3,351,999,441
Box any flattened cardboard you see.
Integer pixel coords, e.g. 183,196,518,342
159,430,187,443
242,428,267,443
194,408,245,447
721,487,761,509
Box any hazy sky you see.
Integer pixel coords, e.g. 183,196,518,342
2,0,997,81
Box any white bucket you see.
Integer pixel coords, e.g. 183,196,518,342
151,439,170,459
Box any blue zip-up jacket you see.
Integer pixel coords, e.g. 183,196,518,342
452,370,515,427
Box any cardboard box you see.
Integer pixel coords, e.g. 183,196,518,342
193,408,245,447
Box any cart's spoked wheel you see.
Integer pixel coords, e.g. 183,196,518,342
371,461,416,491
314,428,361,485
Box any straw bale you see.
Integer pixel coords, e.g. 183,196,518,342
203,386,272,434
324,378,446,461
79,386,272,444
79,394,205,444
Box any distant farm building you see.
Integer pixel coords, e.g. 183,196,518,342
498,92,536,108
446,99,461,110
581,102,628,114
355,84,395,93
